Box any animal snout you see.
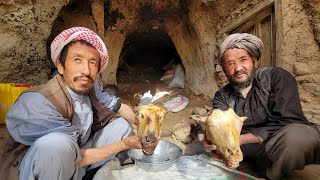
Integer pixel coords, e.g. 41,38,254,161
227,148,240,156
146,134,156,143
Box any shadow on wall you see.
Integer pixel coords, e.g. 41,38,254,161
117,29,182,83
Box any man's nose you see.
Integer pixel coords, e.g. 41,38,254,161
234,62,243,71
81,62,90,75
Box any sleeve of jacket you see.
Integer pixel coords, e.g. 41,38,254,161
5,92,78,146
267,67,309,124
94,87,121,112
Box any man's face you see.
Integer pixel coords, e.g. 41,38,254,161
222,48,257,90
57,41,100,94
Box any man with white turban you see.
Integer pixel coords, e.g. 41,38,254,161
1,27,142,180
204,33,320,179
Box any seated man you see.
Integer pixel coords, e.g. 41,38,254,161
0,27,141,180
208,33,320,179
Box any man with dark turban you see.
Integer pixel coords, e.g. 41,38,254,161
1,27,142,180
205,33,320,179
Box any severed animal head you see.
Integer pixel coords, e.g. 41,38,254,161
205,108,247,168
134,104,167,155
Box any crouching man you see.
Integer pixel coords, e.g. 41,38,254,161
0,27,141,180
205,33,320,179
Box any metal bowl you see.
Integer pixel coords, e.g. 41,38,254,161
128,140,182,172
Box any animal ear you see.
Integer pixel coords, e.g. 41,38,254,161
134,111,139,117
240,116,247,122
134,106,140,114
206,117,215,126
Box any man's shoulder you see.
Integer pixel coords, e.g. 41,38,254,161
217,83,234,95
255,67,292,80
18,91,50,105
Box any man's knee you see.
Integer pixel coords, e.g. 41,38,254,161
265,124,320,179
20,132,81,179
109,117,132,134
277,124,319,148
32,132,79,159
266,123,320,163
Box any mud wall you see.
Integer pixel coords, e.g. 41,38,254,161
0,0,319,123
0,0,72,84
213,0,320,123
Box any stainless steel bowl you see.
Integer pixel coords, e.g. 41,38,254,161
128,140,182,172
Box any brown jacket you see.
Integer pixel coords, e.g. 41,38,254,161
0,74,116,179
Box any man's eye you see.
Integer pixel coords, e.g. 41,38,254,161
74,58,81,63
89,60,98,66
227,62,234,67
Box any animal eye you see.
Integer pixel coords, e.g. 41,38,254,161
140,114,144,119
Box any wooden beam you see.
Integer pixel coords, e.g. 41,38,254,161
220,0,275,34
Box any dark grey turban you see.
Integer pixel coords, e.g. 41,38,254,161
217,33,263,65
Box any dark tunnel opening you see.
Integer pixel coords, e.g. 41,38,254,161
117,29,181,83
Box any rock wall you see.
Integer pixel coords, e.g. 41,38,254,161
0,0,71,84
213,0,320,123
0,0,319,123
278,0,320,122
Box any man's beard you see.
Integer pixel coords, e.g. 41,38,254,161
227,69,255,91
71,75,95,95
70,85,91,95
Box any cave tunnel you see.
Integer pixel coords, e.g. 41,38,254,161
117,29,181,83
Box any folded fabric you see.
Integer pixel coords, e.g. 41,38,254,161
163,95,189,112
160,69,174,81
169,64,185,88
139,90,153,105
105,154,258,180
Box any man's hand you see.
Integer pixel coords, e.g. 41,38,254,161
197,133,224,162
198,133,239,169
123,135,142,150
198,133,216,152
130,123,138,135
240,133,263,145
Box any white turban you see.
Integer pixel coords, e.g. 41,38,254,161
217,33,263,65
50,27,108,73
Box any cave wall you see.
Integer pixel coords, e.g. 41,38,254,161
0,0,72,84
278,0,320,122
0,0,319,122
212,0,320,123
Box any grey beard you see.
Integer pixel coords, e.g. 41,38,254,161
228,70,255,92
230,78,253,91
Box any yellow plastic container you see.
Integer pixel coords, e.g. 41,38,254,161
0,83,32,124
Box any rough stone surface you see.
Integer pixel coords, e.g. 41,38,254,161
0,0,319,125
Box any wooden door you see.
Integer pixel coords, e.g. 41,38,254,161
231,7,275,67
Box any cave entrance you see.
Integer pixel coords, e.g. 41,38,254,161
117,29,181,83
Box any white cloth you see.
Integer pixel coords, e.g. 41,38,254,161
93,154,261,180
